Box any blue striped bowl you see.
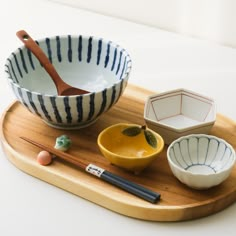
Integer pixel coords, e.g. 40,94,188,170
4,34,132,129
167,134,235,189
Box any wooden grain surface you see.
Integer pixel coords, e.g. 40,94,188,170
1,84,236,221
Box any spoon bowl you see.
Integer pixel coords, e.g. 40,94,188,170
16,30,89,95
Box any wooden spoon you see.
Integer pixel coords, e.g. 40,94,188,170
16,30,89,96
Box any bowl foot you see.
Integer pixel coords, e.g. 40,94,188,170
43,118,99,130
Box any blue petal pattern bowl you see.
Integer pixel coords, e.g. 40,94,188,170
4,34,132,129
167,134,236,189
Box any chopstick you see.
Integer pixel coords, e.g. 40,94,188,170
20,136,161,203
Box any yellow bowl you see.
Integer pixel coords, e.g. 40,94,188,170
97,123,164,174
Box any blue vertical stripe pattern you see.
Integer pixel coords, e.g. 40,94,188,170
97,39,102,65
120,56,126,80
56,36,62,62
87,37,92,63
26,91,41,116
87,93,95,120
19,48,28,73
13,52,23,78
5,35,132,128
168,136,235,172
68,35,72,62
116,50,123,75
104,42,110,68
64,96,72,123
78,35,82,62
27,48,35,70
108,85,116,108
97,89,107,117
38,94,52,121
7,58,18,83
50,96,62,123
76,96,83,122
111,48,117,71
118,79,124,98
17,87,29,108
46,38,52,63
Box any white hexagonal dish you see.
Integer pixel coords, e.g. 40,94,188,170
144,89,216,144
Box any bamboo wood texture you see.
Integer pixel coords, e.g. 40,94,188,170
20,136,161,203
16,30,89,95
1,84,236,221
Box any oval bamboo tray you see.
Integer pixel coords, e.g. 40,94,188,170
1,84,236,221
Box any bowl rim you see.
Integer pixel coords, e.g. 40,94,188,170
97,123,165,160
4,34,132,98
144,88,217,132
167,134,236,176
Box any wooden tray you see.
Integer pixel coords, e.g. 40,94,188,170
1,84,236,222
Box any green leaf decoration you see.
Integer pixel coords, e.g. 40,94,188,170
122,126,141,136
144,130,157,148
122,125,157,148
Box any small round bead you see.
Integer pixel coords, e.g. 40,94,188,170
37,150,52,165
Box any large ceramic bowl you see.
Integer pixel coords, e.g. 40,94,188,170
4,34,132,129
167,134,236,189
144,89,216,144
97,123,164,174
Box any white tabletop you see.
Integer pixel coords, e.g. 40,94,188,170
1,0,236,235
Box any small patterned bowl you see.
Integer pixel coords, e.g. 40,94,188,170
4,34,132,129
97,123,164,174
167,134,236,189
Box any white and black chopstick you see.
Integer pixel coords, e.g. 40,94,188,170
20,136,161,203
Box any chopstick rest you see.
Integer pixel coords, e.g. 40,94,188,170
20,137,161,203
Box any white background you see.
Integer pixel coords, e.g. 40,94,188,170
51,0,236,47
0,0,236,235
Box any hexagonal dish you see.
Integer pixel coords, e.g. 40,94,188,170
144,89,216,145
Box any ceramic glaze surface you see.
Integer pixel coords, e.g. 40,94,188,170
167,134,236,189
144,89,216,144
97,123,164,173
4,35,132,129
